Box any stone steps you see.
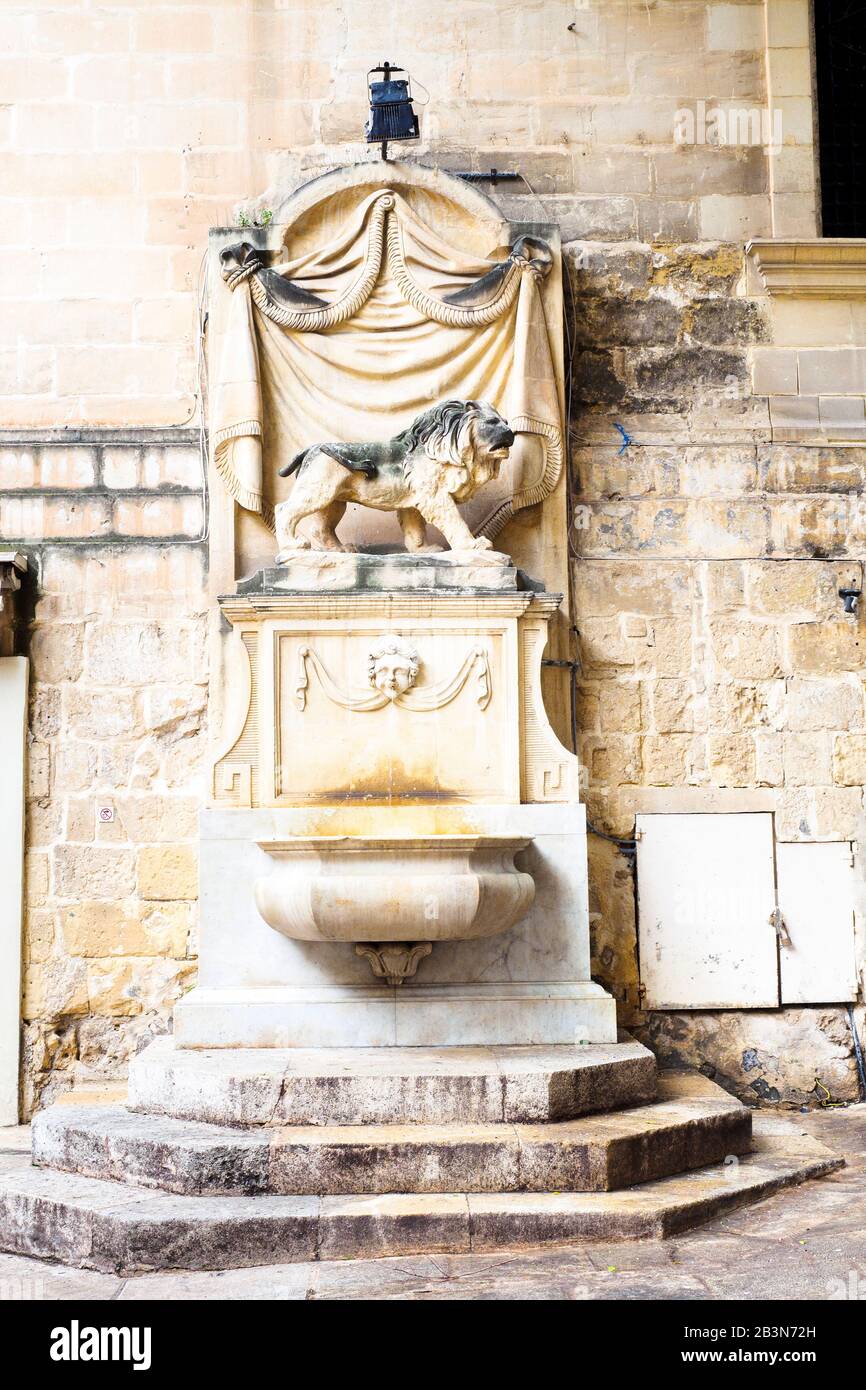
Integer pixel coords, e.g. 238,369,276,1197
126,1037,658,1126
0,1123,842,1274
34,1074,751,1196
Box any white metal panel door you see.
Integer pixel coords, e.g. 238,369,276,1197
636,813,778,1009
777,842,858,1004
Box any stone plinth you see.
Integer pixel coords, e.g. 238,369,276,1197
126,1037,658,1126
33,1078,752,1197
241,550,518,594
0,1067,841,1273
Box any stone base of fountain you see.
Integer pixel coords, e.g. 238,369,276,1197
0,1038,842,1272
173,802,617,1048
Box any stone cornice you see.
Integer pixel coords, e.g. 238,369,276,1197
0,427,200,446
218,590,550,623
746,238,866,298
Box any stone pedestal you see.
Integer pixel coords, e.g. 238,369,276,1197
0,553,841,1269
177,802,614,1047
185,555,618,1049
0,1045,841,1272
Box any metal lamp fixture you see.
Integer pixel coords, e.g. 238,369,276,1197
839,585,861,615
365,61,419,160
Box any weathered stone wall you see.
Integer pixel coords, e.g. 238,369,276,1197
566,238,866,1106
2,436,207,1113
2,0,808,427
3,0,863,1112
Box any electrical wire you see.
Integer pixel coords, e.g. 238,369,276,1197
162,249,210,546
587,822,638,857
194,247,211,545
848,1004,866,1101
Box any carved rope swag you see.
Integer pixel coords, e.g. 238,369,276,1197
213,188,564,541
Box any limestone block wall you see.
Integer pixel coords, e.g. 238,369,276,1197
4,0,864,1112
567,239,866,1108
1,435,206,1114
1,0,806,427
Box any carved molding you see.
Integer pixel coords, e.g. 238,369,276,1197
519,614,581,804
747,238,866,298
211,626,258,806
221,592,536,621
293,641,492,713
0,553,27,659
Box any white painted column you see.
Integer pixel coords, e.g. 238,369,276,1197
0,656,28,1125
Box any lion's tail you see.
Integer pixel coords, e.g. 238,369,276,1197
278,444,378,480
277,447,311,479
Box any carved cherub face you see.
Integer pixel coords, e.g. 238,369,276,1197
368,637,419,701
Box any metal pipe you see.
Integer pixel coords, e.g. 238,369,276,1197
848,1005,866,1102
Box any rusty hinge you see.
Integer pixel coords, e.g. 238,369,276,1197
769,907,792,948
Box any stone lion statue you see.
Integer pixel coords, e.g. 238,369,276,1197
274,399,514,556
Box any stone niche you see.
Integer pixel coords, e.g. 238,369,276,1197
175,161,617,1049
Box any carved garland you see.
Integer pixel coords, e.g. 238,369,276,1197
237,192,528,332
247,194,392,331
293,643,492,713
475,415,564,543
383,213,524,328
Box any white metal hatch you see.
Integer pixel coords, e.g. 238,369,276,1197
777,842,858,1004
637,813,779,1009
636,813,858,1010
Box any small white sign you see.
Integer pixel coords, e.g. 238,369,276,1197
97,806,115,824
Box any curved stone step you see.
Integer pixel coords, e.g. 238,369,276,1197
33,1074,752,1197
127,1036,657,1127
0,1124,842,1274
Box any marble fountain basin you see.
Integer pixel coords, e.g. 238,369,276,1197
254,833,535,961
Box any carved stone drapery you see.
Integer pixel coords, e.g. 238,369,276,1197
219,207,552,334
211,178,564,548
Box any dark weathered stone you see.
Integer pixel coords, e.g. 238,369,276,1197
631,346,747,393
34,1075,751,1197
318,1195,470,1261
688,298,769,346
564,244,652,295
0,1121,842,1272
572,350,627,405
33,1106,271,1196
127,1037,658,1128
571,298,682,349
